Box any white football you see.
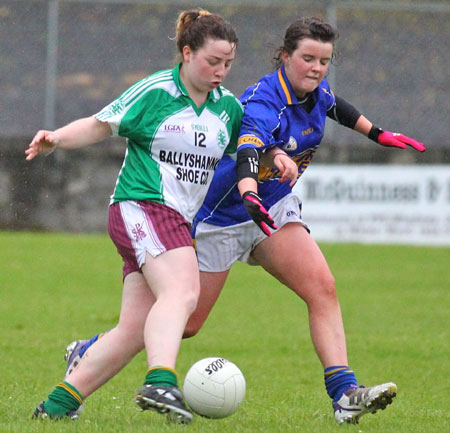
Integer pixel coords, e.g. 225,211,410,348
183,357,246,418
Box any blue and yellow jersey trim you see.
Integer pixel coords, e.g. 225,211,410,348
238,134,265,148
278,68,294,105
258,148,316,181
321,87,334,98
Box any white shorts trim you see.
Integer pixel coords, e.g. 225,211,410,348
195,190,307,272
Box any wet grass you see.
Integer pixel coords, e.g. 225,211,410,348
0,231,448,433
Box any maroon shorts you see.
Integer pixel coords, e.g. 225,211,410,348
108,200,193,279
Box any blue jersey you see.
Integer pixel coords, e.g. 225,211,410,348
195,65,335,227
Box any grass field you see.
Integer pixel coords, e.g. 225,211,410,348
0,231,449,433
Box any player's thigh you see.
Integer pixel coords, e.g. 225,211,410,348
251,222,334,301
185,270,229,336
198,270,229,308
142,246,200,300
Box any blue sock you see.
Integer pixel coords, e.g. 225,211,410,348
324,366,358,402
79,333,101,357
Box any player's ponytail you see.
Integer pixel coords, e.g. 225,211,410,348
175,9,210,40
173,9,238,63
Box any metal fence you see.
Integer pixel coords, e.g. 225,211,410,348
1,0,449,151
1,0,449,231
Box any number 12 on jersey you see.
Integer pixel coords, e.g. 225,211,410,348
194,132,206,147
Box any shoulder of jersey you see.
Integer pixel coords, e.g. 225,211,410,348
218,85,244,111
241,74,277,105
119,69,178,105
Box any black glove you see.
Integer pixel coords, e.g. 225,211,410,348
242,191,278,236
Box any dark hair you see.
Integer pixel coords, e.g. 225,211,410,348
174,9,238,63
273,17,339,69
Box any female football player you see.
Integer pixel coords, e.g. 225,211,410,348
26,9,242,424
195,17,424,425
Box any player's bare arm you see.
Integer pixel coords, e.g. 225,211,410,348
25,116,111,161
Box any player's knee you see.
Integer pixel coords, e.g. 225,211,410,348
302,272,337,309
309,271,337,304
183,312,206,339
157,286,199,319
183,325,200,339
180,287,200,317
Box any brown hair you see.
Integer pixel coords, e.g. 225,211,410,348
174,9,238,63
273,17,339,69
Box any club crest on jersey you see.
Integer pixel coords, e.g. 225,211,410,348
283,136,297,151
217,129,227,149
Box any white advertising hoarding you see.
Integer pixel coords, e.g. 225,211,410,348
294,165,450,246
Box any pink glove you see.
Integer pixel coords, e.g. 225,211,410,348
242,191,278,237
378,131,426,152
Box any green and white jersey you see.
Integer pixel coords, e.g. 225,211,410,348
95,64,243,222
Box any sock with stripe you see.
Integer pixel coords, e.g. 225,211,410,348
324,366,358,402
43,381,83,417
145,366,178,387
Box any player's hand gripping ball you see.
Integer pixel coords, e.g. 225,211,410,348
183,357,246,418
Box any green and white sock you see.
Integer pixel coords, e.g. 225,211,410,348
43,381,83,418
